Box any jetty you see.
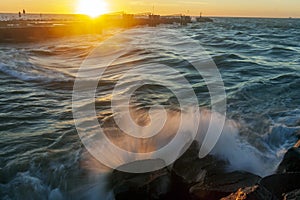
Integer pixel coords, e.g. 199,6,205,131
196,17,213,23
196,12,213,23
0,20,102,42
0,13,209,43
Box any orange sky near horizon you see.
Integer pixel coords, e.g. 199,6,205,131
1,0,300,18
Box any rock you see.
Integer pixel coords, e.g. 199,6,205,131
283,189,300,200
221,185,277,200
277,140,300,173
189,171,261,200
170,141,229,200
259,173,300,199
109,160,171,200
109,141,230,200
222,170,300,200
172,141,227,185
294,140,300,148
110,165,194,200
172,141,205,185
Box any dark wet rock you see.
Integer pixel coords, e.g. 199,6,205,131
295,140,300,148
221,185,277,200
283,189,300,200
172,141,227,185
109,141,229,200
110,165,195,200
259,173,300,199
169,141,231,200
189,171,261,200
109,140,300,200
110,160,171,200
172,141,206,185
222,173,300,200
277,140,300,173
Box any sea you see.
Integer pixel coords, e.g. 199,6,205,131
0,14,299,199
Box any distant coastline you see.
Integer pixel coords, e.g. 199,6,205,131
0,13,201,42
0,13,299,43
0,12,299,21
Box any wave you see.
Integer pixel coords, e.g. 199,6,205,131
29,45,93,59
212,53,244,62
269,46,296,53
0,62,73,83
256,34,292,39
269,73,300,83
78,107,290,177
0,171,54,199
1,18,300,199
205,41,252,49
29,49,55,56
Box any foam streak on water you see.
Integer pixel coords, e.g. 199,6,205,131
0,17,299,199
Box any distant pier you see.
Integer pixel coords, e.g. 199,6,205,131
0,13,213,43
0,17,105,43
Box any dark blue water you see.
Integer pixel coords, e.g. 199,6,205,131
0,17,299,199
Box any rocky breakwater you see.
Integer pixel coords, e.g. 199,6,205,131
0,20,102,43
222,139,300,200
108,141,263,200
108,139,300,200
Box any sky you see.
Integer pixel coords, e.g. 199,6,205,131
1,0,300,18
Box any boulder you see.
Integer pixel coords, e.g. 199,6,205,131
277,140,300,173
222,140,300,200
222,173,300,200
109,141,230,200
221,185,277,200
189,171,261,200
259,173,300,199
283,189,300,200
172,141,227,185
109,159,171,200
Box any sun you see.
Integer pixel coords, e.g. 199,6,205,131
76,0,109,18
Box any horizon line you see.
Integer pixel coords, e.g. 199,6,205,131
0,11,299,19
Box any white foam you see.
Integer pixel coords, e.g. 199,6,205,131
210,119,300,176
79,107,299,200
210,122,275,176
0,62,72,83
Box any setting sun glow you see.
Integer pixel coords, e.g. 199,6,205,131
76,0,109,18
